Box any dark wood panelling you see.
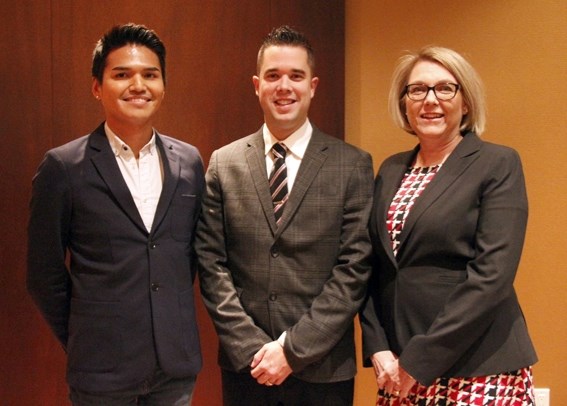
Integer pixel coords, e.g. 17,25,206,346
1,1,344,405
0,1,70,405
269,0,345,139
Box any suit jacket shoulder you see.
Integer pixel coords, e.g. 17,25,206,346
157,132,202,156
310,126,372,157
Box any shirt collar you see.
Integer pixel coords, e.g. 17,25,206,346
105,122,157,157
263,119,313,159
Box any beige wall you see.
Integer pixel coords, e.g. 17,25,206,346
345,1,567,404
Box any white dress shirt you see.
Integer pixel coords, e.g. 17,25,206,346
105,123,163,232
263,119,312,193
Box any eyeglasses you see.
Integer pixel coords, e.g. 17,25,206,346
405,83,460,101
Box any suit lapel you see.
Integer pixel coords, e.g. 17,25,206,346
397,133,482,251
276,129,328,234
245,130,279,234
375,150,416,266
151,134,179,235
88,125,147,233
244,128,329,237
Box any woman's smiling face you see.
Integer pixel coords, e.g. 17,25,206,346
405,60,468,141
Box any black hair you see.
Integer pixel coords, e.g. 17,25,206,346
257,25,315,74
91,23,166,84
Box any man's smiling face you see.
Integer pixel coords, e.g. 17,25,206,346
92,44,165,131
253,45,318,140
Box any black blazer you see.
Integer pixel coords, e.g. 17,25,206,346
27,123,204,392
360,132,537,386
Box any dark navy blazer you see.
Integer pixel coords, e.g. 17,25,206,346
27,123,204,391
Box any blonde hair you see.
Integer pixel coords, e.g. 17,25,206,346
388,46,486,135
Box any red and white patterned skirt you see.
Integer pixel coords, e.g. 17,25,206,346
376,367,535,405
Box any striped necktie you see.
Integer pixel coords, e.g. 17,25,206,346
269,143,288,226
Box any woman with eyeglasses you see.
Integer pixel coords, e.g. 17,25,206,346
360,46,537,405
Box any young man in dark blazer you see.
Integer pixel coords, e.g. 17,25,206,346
27,24,203,404
196,26,374,405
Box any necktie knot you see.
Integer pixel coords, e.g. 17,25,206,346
272,143,287,160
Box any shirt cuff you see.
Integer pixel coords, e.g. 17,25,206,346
277,331,286,347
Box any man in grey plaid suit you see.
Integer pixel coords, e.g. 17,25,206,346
195,26,374,406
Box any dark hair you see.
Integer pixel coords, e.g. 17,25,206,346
91,23,166,84
257,25,315,74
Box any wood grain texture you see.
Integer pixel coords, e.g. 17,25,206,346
1,1,344,405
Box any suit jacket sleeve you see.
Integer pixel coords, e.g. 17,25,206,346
196,150,273,370
27,151,72,347
359,159,398,362
283,151,374,372
359,255,391,360
400,147,529,385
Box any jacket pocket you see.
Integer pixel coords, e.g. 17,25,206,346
67,298,121,372
396,267,467,335
170,194,198,242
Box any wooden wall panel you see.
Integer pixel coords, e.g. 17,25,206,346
0,1,53,257
2,1,344,405
269,0,345,139
48,0,345,161
0,2,69,405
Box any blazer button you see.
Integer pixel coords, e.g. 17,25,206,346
269,292,277,301
151,283,160,292
149,242,157,249
270,247,279,257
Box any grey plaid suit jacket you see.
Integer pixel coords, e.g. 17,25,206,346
196,126,374,383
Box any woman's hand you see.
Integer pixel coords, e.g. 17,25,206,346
371,351,417,399
370,351,399,395
397,363,417,399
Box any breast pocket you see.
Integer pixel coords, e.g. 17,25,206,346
170,193,198,242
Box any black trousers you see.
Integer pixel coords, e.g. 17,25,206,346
222,369,354,406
